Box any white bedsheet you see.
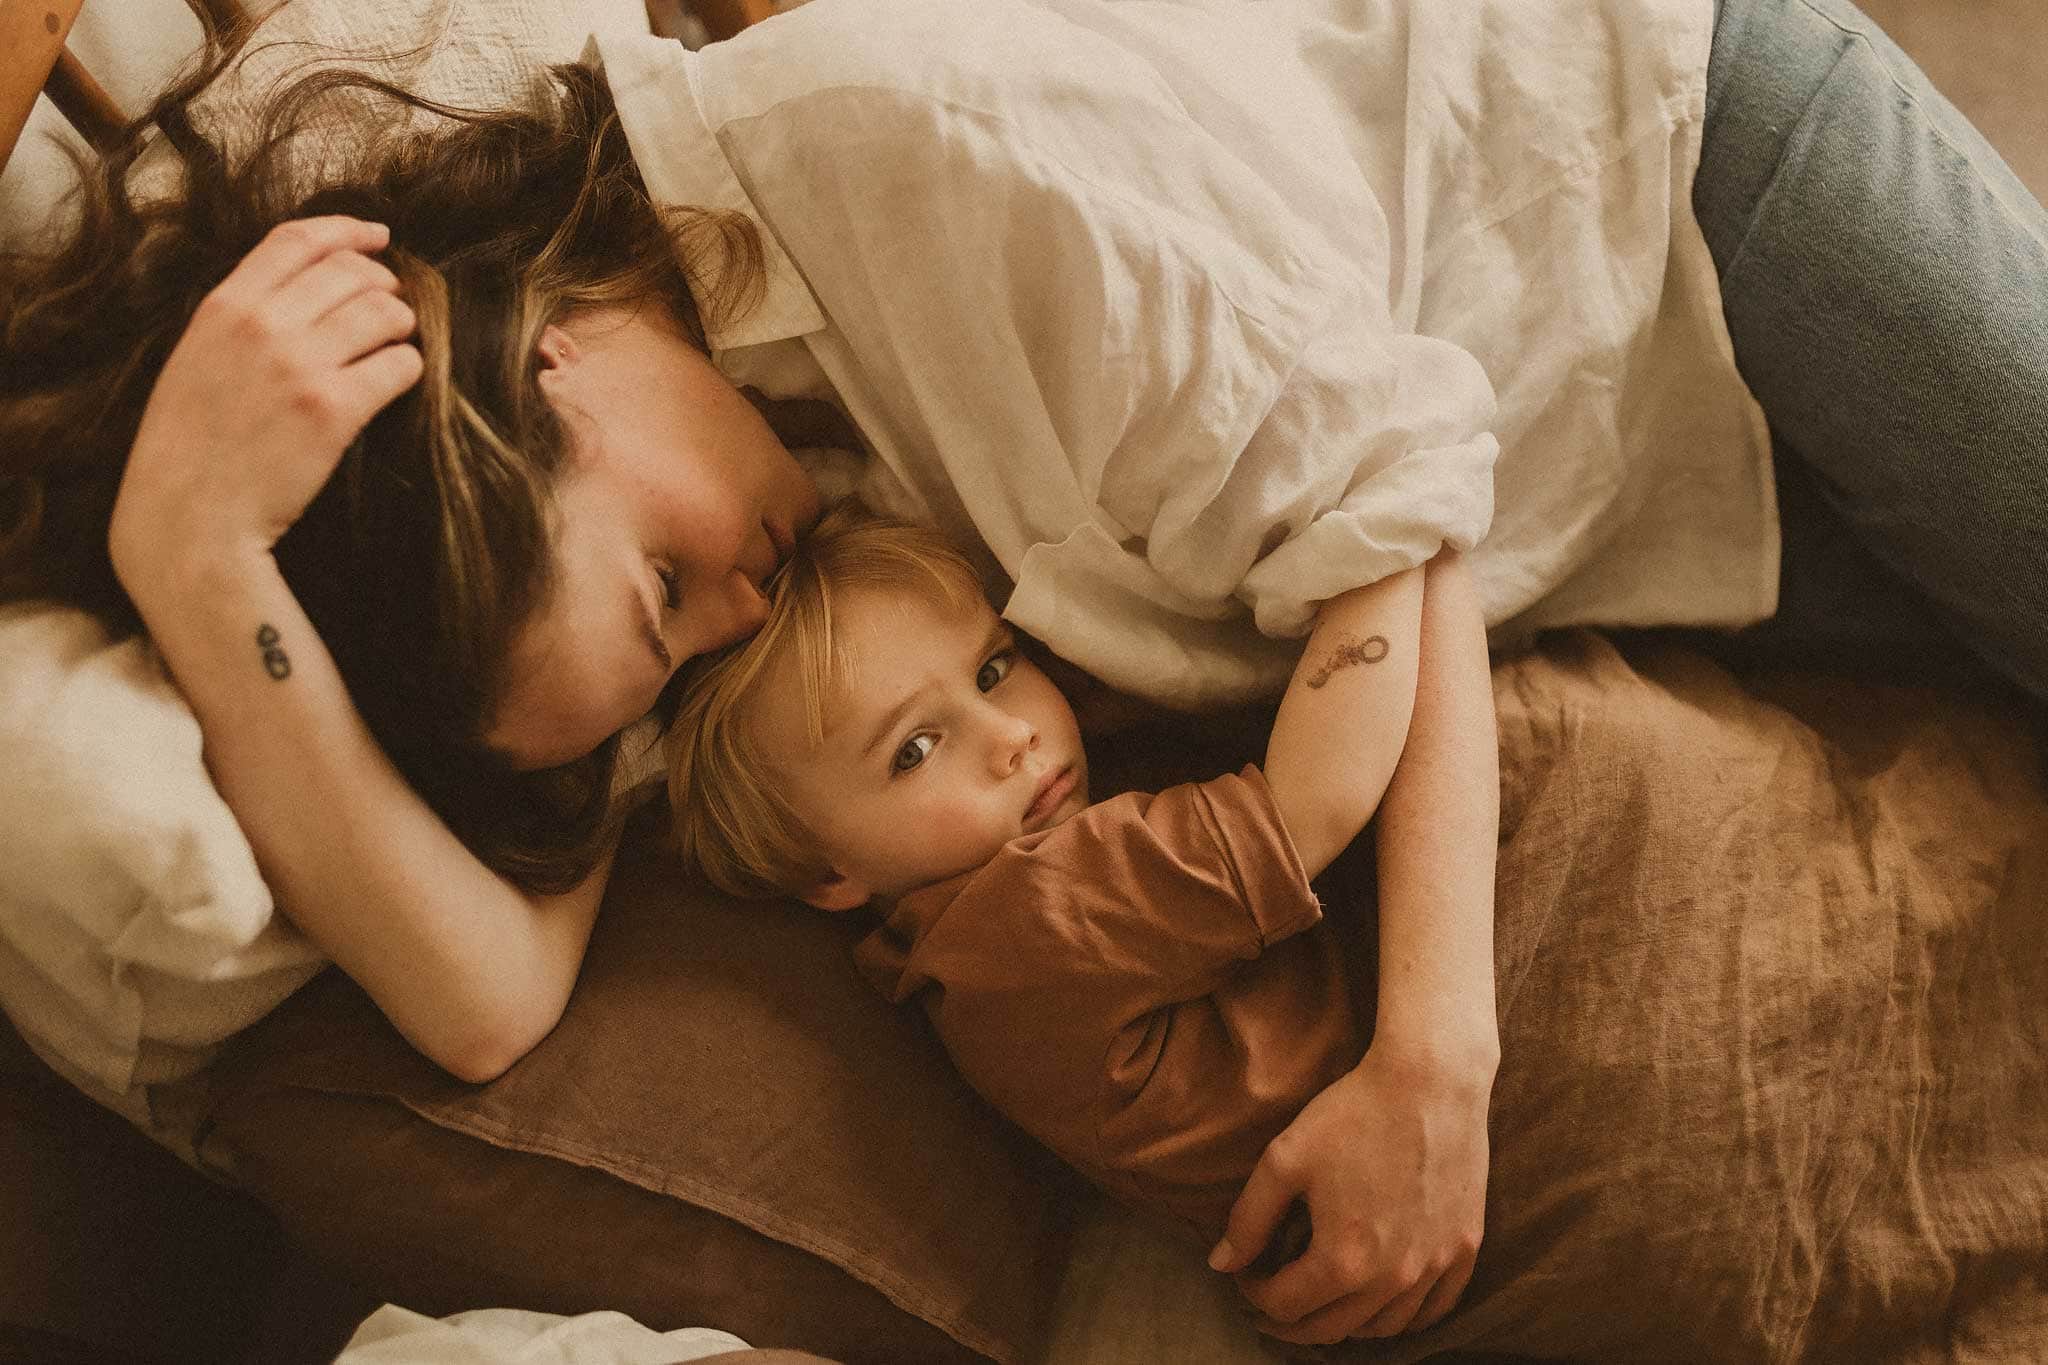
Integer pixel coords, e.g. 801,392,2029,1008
338,1306,753,1364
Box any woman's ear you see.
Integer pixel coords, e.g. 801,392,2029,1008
800,870,871,913
536,323,578,374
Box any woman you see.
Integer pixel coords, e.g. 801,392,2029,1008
3,0,2043,1347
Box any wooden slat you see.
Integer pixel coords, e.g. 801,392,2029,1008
1,0,87,172
43,46,127,154
690,0,778,42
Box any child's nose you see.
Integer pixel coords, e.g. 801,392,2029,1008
987,710,1038,776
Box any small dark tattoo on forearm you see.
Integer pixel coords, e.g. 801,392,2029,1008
1305,633,1389,688
255,623,292,680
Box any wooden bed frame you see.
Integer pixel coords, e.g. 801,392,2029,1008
0,0,774,174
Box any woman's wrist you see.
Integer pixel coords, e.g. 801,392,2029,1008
111,517,279,623
1366,1018,1501,1097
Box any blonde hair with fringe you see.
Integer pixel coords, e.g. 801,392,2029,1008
668,504,987,900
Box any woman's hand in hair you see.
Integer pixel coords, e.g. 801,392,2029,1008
109,215,423,593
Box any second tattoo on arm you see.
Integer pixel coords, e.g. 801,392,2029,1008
255,623,292,680
1305,633,1389,689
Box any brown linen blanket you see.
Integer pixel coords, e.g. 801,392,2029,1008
203,630,2047,1363
1336,631,2048,1363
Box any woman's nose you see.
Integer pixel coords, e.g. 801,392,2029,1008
986,709,1038,776
698,572,772,654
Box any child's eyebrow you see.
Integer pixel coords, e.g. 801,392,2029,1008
854,615,1011,759
857,685,929,760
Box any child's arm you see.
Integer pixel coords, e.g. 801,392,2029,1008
1261,566,1426,878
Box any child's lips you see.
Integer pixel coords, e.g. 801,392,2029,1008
1025,766,1078,829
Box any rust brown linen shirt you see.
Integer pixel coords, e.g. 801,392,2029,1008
855,766,1364,1239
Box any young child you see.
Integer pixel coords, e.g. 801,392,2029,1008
667,504,1430,1246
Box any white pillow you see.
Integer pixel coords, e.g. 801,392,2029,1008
0,604,324,1134
0,0,652,1143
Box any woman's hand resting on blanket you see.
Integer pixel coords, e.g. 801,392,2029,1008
1210,1038,1491,1344
109,216,420,593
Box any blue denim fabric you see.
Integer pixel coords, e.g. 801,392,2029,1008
1694,0,2048,699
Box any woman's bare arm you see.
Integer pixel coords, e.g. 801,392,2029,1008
136,552,607,1081
1216,550,1499,1346
1262,565,1425,877
1371,549,1501,1088
108,217,604,1082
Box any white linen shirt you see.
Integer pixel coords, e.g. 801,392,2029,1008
593,0,1774,708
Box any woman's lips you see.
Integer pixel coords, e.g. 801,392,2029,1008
1026,766,1078,828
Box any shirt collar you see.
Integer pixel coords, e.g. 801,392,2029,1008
585,33,826,351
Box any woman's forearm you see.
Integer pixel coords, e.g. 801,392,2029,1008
1264,566,1425,877
133,547,604,1081
1370,550,1500,1073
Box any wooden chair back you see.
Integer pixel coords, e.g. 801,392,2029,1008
1,0,772,177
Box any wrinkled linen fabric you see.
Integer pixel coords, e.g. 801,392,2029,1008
1342,635,2048,1363
0,606,323,1147
595,0,1774,709
201,631,2048,1364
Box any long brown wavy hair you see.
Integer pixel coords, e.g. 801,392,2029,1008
0,9,764,891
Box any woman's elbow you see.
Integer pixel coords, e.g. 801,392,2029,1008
425,1000,566,1084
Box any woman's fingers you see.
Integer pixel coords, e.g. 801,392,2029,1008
1252,1232,1474,1345
225,215,392,297
1406,1258,1474,1333
339,342,426,434
318,288,418,368
1237,1238,1360,1327
1256,1286,1384,1346
1348,1273,1435,1339
282,249,405,335
1210,1150,1299,1274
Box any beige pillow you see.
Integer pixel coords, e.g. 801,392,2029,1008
203,809,1083,1364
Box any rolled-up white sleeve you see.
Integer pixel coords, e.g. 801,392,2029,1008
1127,276,1499,642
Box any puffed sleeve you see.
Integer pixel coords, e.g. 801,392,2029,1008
857,770,1326,1194
874,771,1323,1040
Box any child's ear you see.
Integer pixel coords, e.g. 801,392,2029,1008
799,870,871,912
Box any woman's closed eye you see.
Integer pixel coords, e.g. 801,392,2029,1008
654,562,682,611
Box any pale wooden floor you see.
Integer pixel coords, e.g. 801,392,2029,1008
1856,0,2048,198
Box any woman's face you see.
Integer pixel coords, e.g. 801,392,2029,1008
485,305,822,769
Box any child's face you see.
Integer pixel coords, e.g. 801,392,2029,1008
749,586,1090,905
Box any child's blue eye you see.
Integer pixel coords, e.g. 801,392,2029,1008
977,651,1014,692
891,734,935,773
